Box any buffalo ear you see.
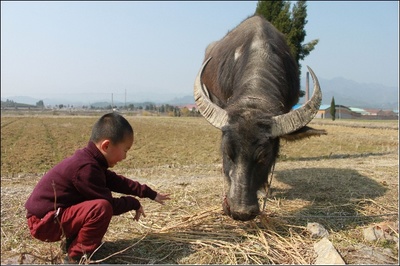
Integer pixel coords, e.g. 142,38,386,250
280,126,327,141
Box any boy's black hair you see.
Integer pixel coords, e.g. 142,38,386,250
90,112,133,144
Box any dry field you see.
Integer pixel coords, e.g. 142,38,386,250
1,113,399,264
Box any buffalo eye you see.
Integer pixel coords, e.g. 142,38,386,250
222,130,237,162
257,152,267,165
255,147,269,165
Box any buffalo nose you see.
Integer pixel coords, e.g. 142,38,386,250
222,197,260,221
230,211,258,221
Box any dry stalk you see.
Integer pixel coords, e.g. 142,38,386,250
90,234,148,264
1,227,8,239
156,206,221,232
51,181,66,240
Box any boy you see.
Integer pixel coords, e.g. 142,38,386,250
25,112,171,263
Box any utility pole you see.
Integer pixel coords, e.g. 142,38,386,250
111,93,114,111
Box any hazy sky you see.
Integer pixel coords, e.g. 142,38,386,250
1,1,398,101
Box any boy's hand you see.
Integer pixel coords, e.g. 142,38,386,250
134,206,146,221
154,193,171,205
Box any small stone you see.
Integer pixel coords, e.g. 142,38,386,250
307,222,329,238
363,222,398,243
345,244,397,264
314,237,345,265
363,226,382,242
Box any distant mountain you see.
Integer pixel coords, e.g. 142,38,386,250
166,95,195,105
300,77,398,109
2,77,398,110
1,93,197,108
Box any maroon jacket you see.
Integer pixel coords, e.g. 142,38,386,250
25,141,157,219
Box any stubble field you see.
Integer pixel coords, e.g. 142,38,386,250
1,113,398,264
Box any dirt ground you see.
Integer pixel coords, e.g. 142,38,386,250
1,114,398,264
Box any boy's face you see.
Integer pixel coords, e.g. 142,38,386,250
103,134,134,168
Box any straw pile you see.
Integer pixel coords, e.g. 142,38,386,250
95,202,317,264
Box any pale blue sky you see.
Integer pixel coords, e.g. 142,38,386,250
1,1,398,101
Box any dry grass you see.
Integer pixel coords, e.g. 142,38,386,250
1,114,398,264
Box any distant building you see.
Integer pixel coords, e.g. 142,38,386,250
349,107,369,115
377,110,398,117
353,108,398,119
291,102,398,120
321,105,361,119
363,108,381,116
180,104,198,111
292,104,359,119
315,104,330,119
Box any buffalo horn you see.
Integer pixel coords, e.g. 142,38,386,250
270,66,322,137
194,57,229,129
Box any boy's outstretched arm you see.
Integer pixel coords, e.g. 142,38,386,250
154,193,171,205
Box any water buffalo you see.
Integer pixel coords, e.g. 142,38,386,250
194,15,326,221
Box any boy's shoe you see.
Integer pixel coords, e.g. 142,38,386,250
60,237,75,254
63,255,78,264
65,238,74,253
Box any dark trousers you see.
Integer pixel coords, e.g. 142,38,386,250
27,199,113,258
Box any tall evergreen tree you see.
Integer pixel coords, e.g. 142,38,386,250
255,1,290,29
255,0,319,80
330,96,336,121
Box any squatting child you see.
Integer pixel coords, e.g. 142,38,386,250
25,112,171,263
